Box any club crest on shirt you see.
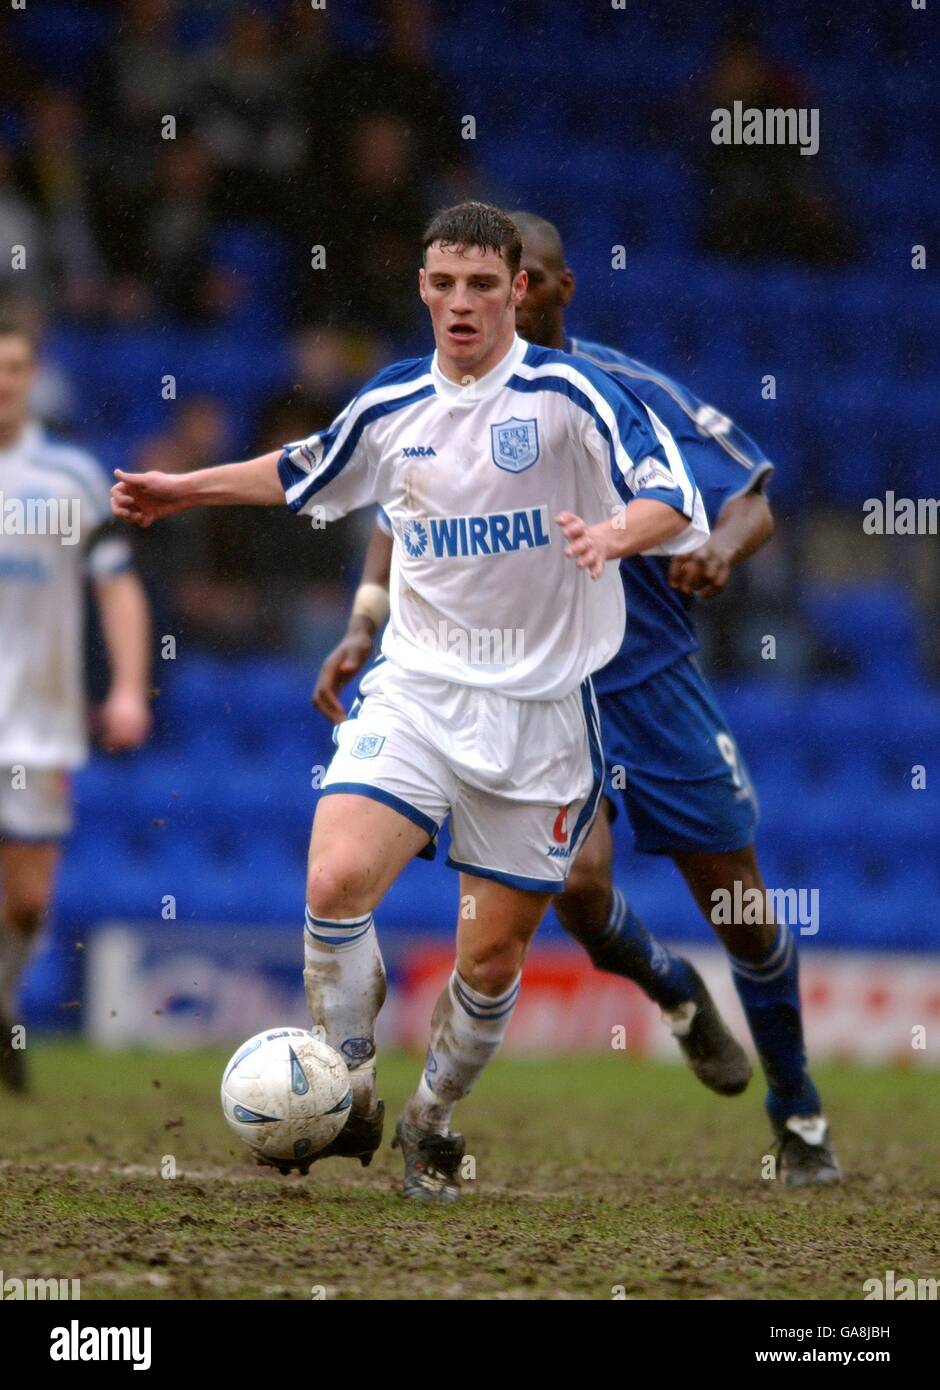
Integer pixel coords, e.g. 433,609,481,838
351,734,385,759
490,417,539,473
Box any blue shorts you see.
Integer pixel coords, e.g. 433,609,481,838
600,655,758,855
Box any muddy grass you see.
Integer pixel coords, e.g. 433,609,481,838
1,1046,937,1300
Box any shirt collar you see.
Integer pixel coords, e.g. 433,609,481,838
431,333,528,406
0,420,43,460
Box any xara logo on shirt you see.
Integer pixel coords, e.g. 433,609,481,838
401,506,550,559
401,446,437,458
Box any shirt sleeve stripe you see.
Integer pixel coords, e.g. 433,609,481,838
280,376,434,512
642,402,695,514
572,345,772,474
508,361,694,515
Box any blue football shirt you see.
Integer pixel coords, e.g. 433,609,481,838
566,337,774,693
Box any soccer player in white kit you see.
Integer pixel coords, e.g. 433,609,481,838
111,203,709,1201
0,321,152,1092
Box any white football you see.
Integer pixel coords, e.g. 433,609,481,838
221,1027,352,1164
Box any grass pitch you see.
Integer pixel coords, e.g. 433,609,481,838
1,1043,937,1300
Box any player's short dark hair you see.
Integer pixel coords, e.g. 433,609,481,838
422,202,522,278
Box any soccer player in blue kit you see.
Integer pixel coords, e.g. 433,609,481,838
316,213,839,1188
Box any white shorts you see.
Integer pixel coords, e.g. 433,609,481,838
0,767,73,841
320,659,604,892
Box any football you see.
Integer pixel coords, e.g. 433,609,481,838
220,1027,352,1165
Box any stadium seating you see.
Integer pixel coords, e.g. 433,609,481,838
11,1,934,502
49,657,938,963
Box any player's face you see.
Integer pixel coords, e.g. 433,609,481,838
515,245,574,349
0,335,35,436
419,243,527,382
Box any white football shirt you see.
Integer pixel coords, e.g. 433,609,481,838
280,335,708,700
0,422,133,768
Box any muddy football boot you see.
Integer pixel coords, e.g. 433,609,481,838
256,1101,385,1176
311,1099,385,1168
392,1116,465,1203
774,1115,842,1188
662,966,752,1096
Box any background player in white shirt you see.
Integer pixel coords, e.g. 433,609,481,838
0,321,152,1093
111,203,708,1202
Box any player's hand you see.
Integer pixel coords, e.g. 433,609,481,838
312,627,375,724
111,469,190,527
668,541,733,599
99,688,152,752
556,511,606,580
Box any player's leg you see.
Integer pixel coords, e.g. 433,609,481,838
672,844,839,1186
297,661,455,1170
0,839,61,1093
392,678,603,1203
552,677,751,1096
298,791,434,1167
556,802,702,1010
395,871,551,1202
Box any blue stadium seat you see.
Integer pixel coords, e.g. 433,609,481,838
805,583,920,684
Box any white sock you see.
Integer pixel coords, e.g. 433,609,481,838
303,907,386,1114
405,969,521,1133
0,924,36,1019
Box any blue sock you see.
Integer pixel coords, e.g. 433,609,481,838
728,924,822,1129
582,888,698,1010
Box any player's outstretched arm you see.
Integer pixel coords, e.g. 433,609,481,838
668,491,774,598
312,524,394,724
94,570,153,751
111,451,284,527
556,500,689,579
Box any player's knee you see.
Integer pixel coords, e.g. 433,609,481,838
457,943,524,998
709,846,762,896
306,859,378,921
561,848,608,906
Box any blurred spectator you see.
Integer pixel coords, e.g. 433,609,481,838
92,0,194,263
192,9,304,219
357,0,464,184
0,143,46,302
258,326,382,440
132,396,229,567
698,32,856,266
100,0,192,137
131,393,308,656
296,113,430,339
13,90,104,315
289,0,471,335
135,135,231,322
